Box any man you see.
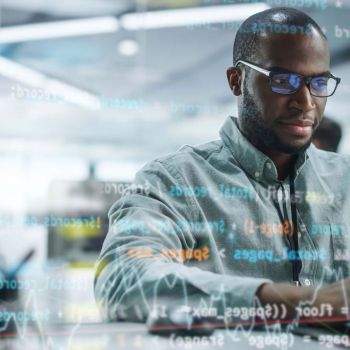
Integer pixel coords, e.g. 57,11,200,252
95,7,350,324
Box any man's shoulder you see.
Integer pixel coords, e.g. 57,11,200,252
142,139,228,175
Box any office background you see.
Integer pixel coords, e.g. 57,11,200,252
0,0,349,343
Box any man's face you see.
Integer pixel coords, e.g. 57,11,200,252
237,30,329,155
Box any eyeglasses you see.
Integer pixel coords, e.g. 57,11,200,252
235,59,341,98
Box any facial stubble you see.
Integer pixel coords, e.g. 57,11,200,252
239,85,313,155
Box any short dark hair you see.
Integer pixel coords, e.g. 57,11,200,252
233,7,327,65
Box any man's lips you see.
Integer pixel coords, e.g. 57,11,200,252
278,119,314,137
281,119,314,127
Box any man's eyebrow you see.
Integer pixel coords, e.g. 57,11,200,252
268,66,292,72
268,66,331,76
314,70,331,77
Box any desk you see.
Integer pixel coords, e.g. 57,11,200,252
0,321,341,350
1,267,346,349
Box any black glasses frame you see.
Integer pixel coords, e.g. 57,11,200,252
234,59,341,98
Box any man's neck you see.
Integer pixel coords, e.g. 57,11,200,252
236,120,298,180
260,146,297,181
256,139,298,181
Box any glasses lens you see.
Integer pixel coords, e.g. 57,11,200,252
270,73,302,94
310,76,336,97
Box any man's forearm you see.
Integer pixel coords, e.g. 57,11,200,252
256,283,315,320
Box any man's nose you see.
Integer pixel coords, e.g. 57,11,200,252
289,83,316,113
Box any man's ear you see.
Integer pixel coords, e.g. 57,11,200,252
226,66,242,96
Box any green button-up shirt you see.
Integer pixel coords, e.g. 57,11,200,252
95,116,350,321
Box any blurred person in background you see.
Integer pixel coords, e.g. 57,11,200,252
312,116,342,152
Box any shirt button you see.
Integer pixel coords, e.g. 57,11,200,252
298,232,302,239
266,163,272,170
304,279,311,286
255,171,260,178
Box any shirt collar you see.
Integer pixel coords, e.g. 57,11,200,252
219,116,310,183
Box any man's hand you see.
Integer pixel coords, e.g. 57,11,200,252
257,283,313,320
256,280,350,322
312,279,350,319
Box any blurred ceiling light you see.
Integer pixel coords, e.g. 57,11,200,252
117,39,139,56
0,57,101,110
0,17,119,44
120,3,270,30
